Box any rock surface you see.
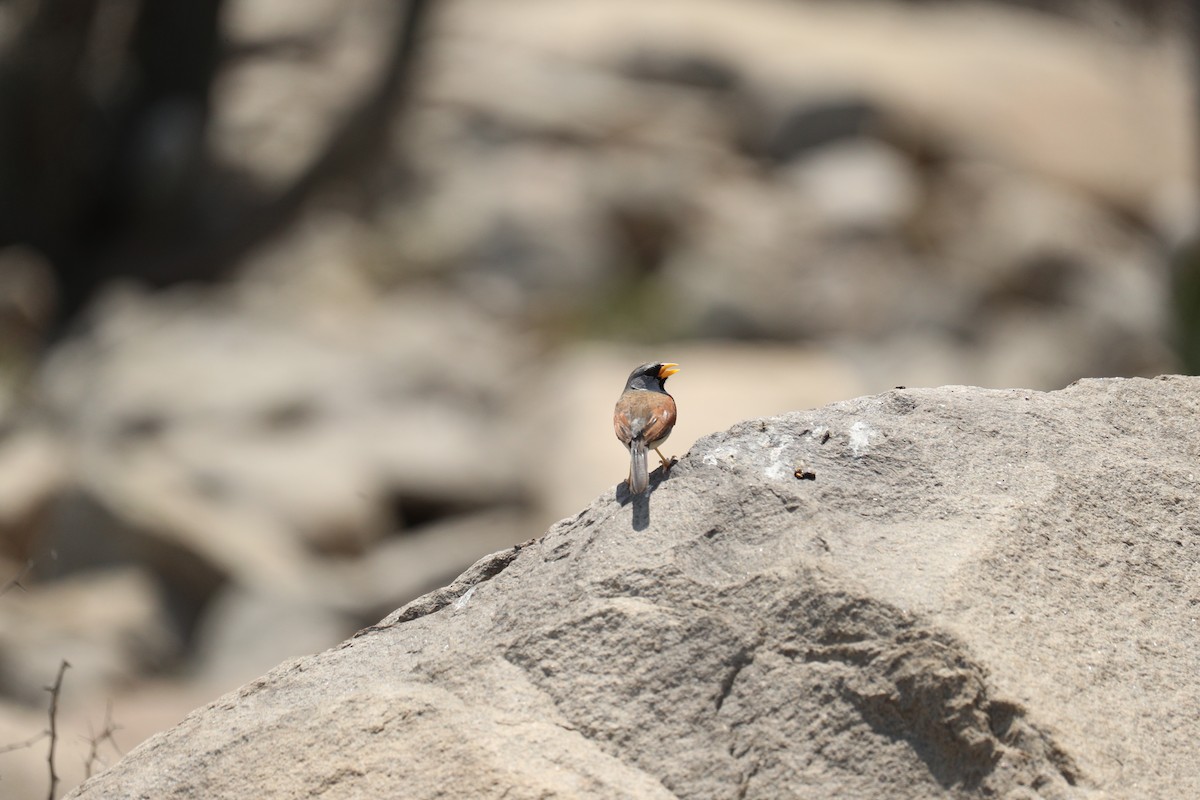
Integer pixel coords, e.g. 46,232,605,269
68,377,1200,799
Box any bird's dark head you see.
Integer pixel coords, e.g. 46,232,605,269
624,362,679,392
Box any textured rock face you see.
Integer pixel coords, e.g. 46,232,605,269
69,377,1200,799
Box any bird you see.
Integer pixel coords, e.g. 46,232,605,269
613,362,679,494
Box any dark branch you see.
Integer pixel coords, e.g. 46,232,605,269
223,33,326,63
45,659,70,800
0,559,34,595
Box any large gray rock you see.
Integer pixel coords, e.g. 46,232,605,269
68,377,1200,799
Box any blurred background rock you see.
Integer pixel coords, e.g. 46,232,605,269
0,0,1195,795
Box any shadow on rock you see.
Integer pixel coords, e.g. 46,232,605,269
617,464,678,530
615,481,650,531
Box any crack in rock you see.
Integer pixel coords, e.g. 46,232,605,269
351,540,531,638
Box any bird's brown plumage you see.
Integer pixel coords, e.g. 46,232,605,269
613,362,679,494
613,391,676,452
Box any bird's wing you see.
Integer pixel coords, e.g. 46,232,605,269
639,396,676,444
615,392,675,444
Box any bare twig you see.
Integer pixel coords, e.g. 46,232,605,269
0,729,48,756
45,660,70,800
0,559,34,595
81,699,122,779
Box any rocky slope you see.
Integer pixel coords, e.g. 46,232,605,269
68,377,1200,799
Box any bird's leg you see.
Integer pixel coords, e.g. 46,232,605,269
655,448,678,474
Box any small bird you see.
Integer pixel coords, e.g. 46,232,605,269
613,362,679,494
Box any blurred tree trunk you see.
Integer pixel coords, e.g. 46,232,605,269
0,0,429,338
0,0,101,252
0,0,225,325
1169,0,1200,373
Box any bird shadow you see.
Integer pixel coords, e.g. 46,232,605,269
629,491,650,530
615,461,676,531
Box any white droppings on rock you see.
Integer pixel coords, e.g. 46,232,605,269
763,443,790,480
454,586,476,610
764,460,787,480
702,445,738,466
848,420,875,457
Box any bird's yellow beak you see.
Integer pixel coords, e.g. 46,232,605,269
658,363,680,379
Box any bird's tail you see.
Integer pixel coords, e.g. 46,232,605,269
629,439,649,494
